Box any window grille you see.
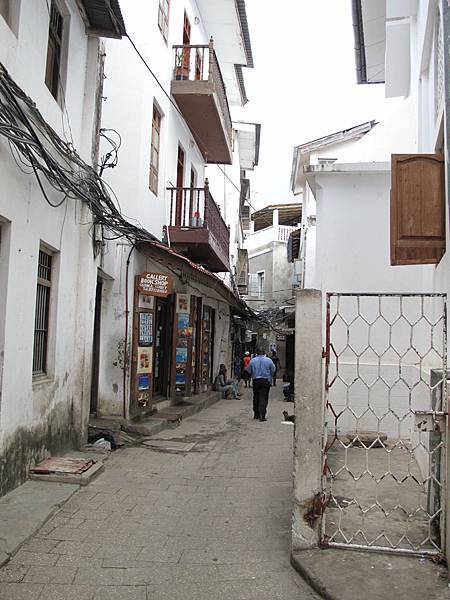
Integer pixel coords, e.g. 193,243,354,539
158,0,170,42
45,0,63,100
33,249,52,376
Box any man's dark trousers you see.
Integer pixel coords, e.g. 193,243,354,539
252,378,271,419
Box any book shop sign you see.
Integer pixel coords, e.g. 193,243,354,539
138,272,173,298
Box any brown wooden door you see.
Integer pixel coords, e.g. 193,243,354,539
182,12,191,77
175,146,185,226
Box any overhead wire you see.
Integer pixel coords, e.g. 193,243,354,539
0,62,157,245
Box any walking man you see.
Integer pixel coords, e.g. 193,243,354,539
249,348,275,422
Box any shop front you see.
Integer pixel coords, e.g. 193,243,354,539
126,241,251,418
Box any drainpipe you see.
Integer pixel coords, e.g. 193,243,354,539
440,0,450,575
123,243,136,419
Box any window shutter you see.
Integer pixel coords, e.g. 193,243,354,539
391,154,445,265
236,249,248,294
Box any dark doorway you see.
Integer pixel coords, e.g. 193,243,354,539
175,146,185,226
191,296,202,393
153,296,171,397
90,276,103,414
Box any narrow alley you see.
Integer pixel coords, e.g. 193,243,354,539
0,389,318,600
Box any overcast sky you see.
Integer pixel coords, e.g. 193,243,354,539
239,0,388,209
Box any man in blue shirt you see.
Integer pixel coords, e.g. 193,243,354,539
249,348,276,421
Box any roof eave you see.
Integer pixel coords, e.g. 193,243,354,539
351,0,367,84
235,0,254,68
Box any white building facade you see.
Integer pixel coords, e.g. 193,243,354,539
0,0,126,494
0,0,257,496
290,0,450,564
95,0,257,420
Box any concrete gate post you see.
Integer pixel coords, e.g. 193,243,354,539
292,289,323,551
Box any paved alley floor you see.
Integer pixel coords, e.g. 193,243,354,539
0,388,318,600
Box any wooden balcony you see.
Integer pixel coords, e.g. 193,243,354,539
165,181,230,272
171,40,233,164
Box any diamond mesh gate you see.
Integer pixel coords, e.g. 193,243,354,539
322,293,447,555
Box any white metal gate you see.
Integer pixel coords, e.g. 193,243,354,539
322,293,447,555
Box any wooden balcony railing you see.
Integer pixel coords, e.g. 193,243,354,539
166,180,230,271
172,39,232,145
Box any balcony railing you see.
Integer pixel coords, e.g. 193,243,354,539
172,39,232,148
166,180,230,272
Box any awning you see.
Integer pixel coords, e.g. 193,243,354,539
79,0,126,38
137,240,255,319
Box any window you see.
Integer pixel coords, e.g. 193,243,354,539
158,0,169,42
257,271,265,299
33,248,53,376
149,104,162,194
45,0,64,100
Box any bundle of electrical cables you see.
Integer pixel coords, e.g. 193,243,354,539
0,62,156,244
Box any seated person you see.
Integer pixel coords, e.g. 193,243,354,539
214,364,239,399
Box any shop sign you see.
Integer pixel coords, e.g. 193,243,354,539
138,272,173,297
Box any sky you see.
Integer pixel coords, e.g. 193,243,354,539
238,0,388,209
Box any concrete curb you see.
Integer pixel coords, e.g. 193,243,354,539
290,552,337,600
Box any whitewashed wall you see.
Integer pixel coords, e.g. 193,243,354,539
0,0,101,492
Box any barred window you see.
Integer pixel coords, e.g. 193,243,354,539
33,249,52,376
149,104,162,194
158,0,169,42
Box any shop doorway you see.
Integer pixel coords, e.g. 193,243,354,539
153,296,172,397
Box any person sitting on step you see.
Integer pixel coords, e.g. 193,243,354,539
214,364,240,399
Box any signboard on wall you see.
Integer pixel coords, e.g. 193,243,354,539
137,272,173,297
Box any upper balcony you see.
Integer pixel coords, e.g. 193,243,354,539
165,181,230,272
171,40,233,165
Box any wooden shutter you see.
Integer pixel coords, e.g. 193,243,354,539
391,154,445,265
236,249,249,294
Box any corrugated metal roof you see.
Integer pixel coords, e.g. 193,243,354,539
80,0,126,38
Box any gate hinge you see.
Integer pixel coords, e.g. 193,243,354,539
304,492,329,527
322,347,328,359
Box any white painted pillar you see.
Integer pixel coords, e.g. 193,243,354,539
292,289,323,551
